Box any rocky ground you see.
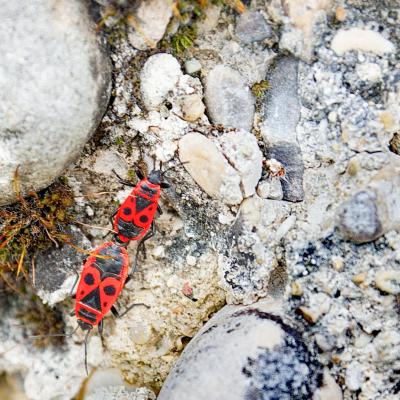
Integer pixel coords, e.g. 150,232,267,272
1,0,400,399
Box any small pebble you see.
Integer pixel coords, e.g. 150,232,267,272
345,362,363,391
337,190,382,244
179,132,242,204
179,94,205,122
257,179,283,200
335,6,347,21
186,255,197,267
375,270,400,294
184,58,202,74
140,53,182,110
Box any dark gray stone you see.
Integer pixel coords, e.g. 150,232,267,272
236,12,272,44
32,226,91,303
261,57,300,144
265,143,305,202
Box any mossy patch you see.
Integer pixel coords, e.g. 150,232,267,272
0,176,76,346
0,175,75,288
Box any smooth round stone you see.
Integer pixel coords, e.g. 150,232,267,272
337,190,383,243
0,0,111,205
158,301,335,400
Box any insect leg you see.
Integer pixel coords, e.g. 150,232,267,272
98,319,104,340
157,204,163,215
69,267,81,297
111,303,149,319
103,209,118,239
112,169,135,187
130,222,156,278
136,168,145,180
84,329,91,375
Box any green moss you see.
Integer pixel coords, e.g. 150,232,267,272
251,80,270,99
171,25,198,53
114,137,124,146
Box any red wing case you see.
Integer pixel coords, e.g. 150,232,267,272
114,179,160,243
75,242,129,326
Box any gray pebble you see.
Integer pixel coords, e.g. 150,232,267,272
0,0,111,205
204,65,255,131
337,190,383,244
236,11,272,44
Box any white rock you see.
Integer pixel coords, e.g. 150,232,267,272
0,0,111,205
278,0,332,61
179,132,242,204
178,94,205,122
375,270,400,294
331,28,396,56
184,58,202,74
140,54,182,110
219,130,262,197
356,62,382,82
257,179,283,200
86,386,156,400
373,330,400,362
204,65,255,131
128,0,172,50
314,370,343,400
345,362,363,391
92,150,128,177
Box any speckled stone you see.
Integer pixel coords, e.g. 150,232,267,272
337,191,382,243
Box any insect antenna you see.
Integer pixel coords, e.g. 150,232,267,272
30,325,79,340
84,329,91,375
161,161,190,178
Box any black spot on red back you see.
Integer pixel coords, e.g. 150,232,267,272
140,215,149,223
123,207,132,215
84,273,95,285
104,285,116,296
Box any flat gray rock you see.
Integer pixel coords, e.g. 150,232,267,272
236,11,272,44
0,0,111,205
204,65,255,131
261,57,300,144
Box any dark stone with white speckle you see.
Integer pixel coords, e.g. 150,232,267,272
32,226,91,305
265,143,305,202
158,301,324,400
